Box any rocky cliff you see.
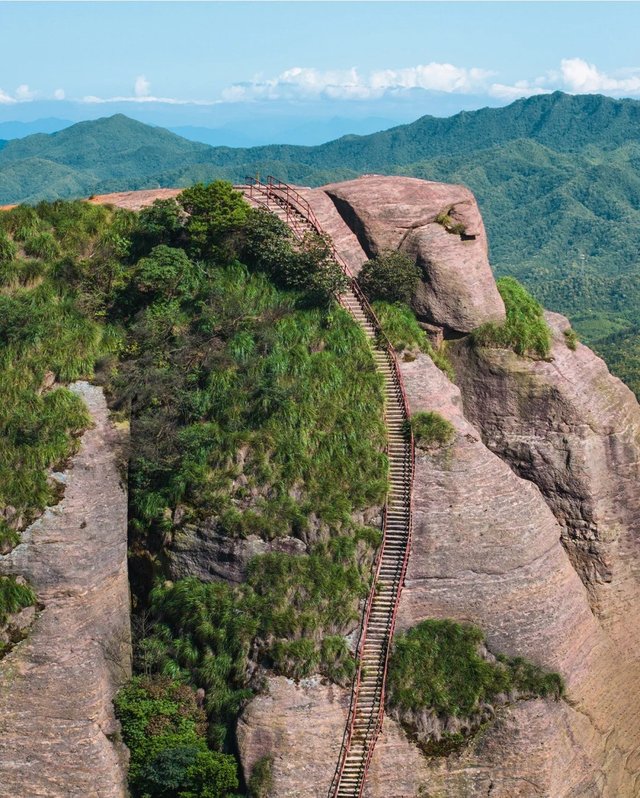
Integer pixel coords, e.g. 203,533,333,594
84,179,640,796
235,177,640,797
0,383,131,798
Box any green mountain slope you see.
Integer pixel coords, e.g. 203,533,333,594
2,92,640,394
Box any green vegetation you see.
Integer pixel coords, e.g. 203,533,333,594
564,328,579,351
372,300,454,378
387,620,564,752
3,95,640,396
0,201,125,550
0,576,36,625
0,184,388,788
114,675,239,798
408,412,455,449
472,277,551,359
248,756,273,798
359,251,421,305
135,533,377,747
435,210,466,236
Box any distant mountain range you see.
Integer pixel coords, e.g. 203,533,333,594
2,91,640,392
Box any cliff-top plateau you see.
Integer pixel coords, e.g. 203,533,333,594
1,172,639,798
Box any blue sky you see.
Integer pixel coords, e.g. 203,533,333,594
1,2,640,144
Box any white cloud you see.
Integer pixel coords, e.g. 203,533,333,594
0,88,17,104
560,57,640,95
14,84,35,101
371,64,494,94
81,93,216,106
53,88,65,100
222,63,495,102
134,75,151,98
489,82,550,100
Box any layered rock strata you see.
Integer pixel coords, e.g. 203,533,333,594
0,382,131,798
449,312,640,657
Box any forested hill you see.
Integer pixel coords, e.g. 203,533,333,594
3,91,640,205
2,91,640,393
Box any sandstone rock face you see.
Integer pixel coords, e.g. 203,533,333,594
386,353,640,797
321,176,505,332
450,313,640,656
167,524,307,584
0,382,131,798
237,675,348,798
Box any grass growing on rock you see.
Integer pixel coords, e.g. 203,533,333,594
564,328,579,351
373,300,454,379
248,755,274,798
387,620,564,754
0,576,36,624
409,412,455,449
0,201,123,549
472,276,551,359
119,264,387,545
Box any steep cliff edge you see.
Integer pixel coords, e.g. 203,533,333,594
236,176,640,797
0,382,131,798
449,313,640,655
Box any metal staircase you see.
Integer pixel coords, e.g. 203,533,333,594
239,176,414,798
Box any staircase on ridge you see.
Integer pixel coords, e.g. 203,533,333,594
238,177,415,798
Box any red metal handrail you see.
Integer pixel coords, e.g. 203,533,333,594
241,176,415,797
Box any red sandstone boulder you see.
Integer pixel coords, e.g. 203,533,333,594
322,175,505,333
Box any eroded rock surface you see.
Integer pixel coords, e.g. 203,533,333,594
167,524,307,584
237,675,347,798
321,176,505,332
390,353,640,797
0,383,131,798
450,313,640,656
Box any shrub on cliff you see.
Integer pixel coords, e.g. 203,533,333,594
114,675,239,798
359,251,421,304
178,180,249,263
387,619,564,753
373,300,454,378
472,277,551,359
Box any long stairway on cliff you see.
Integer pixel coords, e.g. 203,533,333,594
239,177,415,798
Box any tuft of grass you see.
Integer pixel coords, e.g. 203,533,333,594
248,755,274,798
472,277,551,359
408,411,455,449
0,576,36,625
564,328,579,351
387,619,564,752
373,300,454,379
435,210,466,236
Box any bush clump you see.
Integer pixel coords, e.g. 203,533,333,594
564,328,579,351
472,277,551,359
387,620,564,752
408,411,455,449
359,251,421,304
114,675,239,798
